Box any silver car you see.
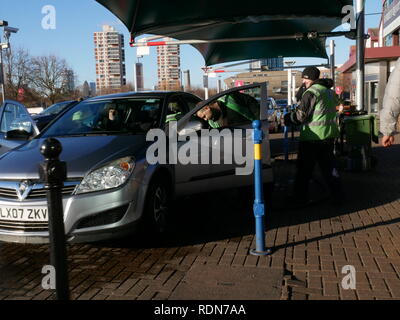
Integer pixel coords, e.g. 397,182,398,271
0,84,273,244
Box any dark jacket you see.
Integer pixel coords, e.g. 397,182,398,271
285,78,336,126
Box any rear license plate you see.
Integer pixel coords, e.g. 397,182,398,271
0,206,48,222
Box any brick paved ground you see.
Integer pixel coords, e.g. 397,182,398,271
0,134,399,300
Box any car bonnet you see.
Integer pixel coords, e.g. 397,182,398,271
0,135,148,180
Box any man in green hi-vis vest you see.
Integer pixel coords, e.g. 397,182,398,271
196,92,258,128
284,66,342,206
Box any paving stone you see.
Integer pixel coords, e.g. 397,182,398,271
1,138,400,301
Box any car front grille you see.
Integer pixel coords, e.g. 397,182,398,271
0,220,48,232
0,181,80,200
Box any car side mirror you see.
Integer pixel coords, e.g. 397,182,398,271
5,129,33,141
178,120,204,136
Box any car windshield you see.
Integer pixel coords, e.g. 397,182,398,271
39,101,73,116
275,100,287,105
41,98,163,137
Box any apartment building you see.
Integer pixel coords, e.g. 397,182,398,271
157,38,181,90
94,25,126,92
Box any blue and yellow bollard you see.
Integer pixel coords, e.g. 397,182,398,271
250,120,272,256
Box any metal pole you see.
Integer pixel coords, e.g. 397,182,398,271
292,72,296,104
287,68,292,105
217,77,221,94
330,40,336,88
203,73,209,99
0,34,5,104
39,138,69,300
250,120,272,256
133,64,138,92
356,0,365,111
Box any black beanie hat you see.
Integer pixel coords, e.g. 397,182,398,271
302,67,320,81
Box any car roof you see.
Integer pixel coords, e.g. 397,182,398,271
53,100,76,104
87,91,199,102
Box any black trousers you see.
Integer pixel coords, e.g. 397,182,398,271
293,139,341,200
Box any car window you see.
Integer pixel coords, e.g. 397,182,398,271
0,103,33,134
39,101,72,116
196,87,261,128
184,95,202,111
41,98,163,137
165,96,188,123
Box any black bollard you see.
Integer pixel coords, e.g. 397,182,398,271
39,138,69,300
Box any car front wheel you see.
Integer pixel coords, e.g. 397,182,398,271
144,178,171,235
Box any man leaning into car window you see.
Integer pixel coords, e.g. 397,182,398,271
196,93,256,128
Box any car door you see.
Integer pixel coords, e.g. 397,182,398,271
169,94,213,196
176,83,272,193
0,100,40,156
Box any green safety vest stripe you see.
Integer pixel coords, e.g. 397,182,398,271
312,109,335,116
217,95,256,121
166,112,182,123
208,120,221,128
307,119,337,127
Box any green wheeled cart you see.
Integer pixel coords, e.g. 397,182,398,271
343,114,379,171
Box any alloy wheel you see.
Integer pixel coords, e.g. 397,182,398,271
152,185,169,233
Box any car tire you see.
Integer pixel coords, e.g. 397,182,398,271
143,178,172,236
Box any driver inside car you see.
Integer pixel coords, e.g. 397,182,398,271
98,103,123,131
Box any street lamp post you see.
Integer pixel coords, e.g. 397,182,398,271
0,21,19,104
330,40,336,88
0,20,7,104
0,39,4,104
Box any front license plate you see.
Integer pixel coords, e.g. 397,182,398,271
0,206,48,222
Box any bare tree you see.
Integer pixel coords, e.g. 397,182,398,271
96,83,134,96
186,86,217,99
29,55,70,104
3,47,31,100
120,82,134,92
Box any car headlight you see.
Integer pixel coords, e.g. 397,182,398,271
75,157,135,194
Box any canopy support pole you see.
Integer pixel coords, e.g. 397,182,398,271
330,40,336,88
356,0,365,111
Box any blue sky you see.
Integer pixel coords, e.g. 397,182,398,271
1,0,383,90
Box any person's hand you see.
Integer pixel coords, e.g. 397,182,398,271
382,135,395,147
